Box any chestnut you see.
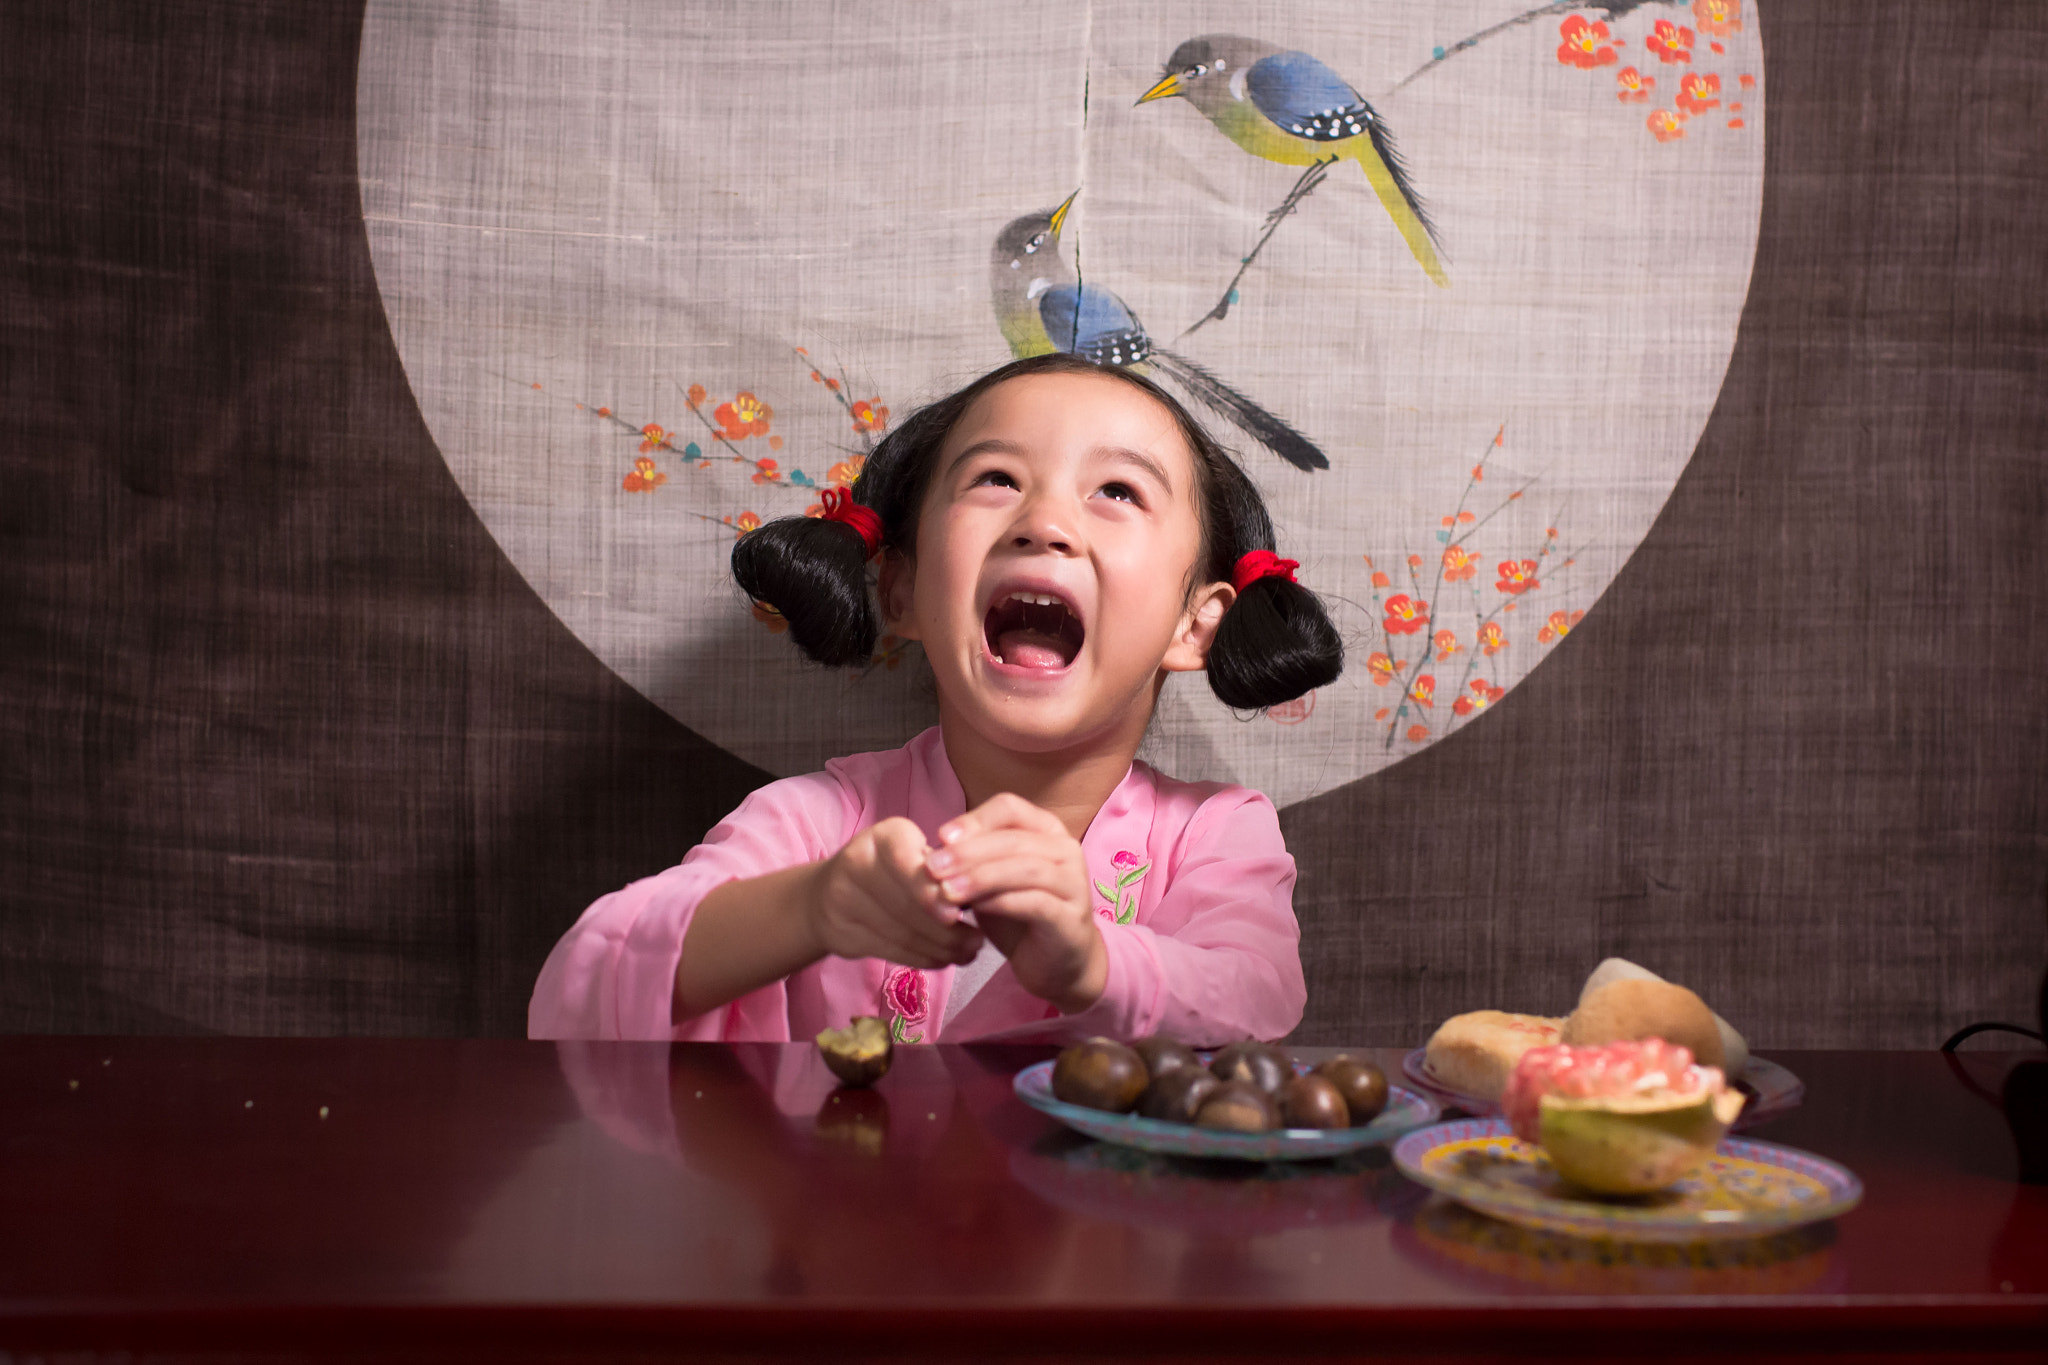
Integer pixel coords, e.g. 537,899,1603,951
1138,1066,1221,1124
1209,1040,1291,1096
1194,1080,1281,1133
1280,1073,1350,1130
1130,1035,1201,1082
815,1015,892,1087
1052,1037,1149,1113
1314,1056,1389,1125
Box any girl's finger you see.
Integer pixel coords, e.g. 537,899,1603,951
933,854,1077,908
964,889,1071,927
924,828,1045,882
934,791,1065,848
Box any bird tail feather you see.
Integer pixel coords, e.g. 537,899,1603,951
1352,123,1448,288
1150,349,1329,472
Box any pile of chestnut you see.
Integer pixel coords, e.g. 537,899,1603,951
1051,1037,1389,1133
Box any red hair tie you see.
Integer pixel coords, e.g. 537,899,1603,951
817,486,883,559
1231,549,1299,593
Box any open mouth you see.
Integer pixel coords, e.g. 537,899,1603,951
983,589,1085,671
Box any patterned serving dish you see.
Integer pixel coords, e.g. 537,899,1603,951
1392,1117,1862,1243
1013,1058,1439,1162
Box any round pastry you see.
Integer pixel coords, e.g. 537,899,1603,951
1561,977,1726,1070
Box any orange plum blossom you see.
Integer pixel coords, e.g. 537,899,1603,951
1367,651,1403,686
1557,15,1618,68
1442,544,1478,582
1478,622,1508,656
1495,559,1541,595
1538,609,1587,643
851,399,889,433
1693,0,1741,36
1383,594,1430,635
622,456,666,493
1677,71,1722,114
1412,675,1437,708
714,391,774,441
1453,679,1507,717
1433,629,1461,661
1616,66,1655,102
1646,19,1695,63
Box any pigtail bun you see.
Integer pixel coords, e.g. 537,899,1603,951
731,514,879,667
1206,575,1344,709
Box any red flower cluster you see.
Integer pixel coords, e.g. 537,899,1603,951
1496,559,1541,595
1647,19,1695,64
1677,71,1722,114
1453,679,1506,717
1384,594,1430,635
1557,15,1618,69
622,455,666,493
714,391,774,441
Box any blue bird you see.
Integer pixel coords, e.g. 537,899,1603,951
1139,34,1447,287
989,193,1328,472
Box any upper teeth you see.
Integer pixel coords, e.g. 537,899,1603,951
1009,592,1062,607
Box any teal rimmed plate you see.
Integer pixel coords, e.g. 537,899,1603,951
1392,1117,1862,1243
1013,1059,1439,1162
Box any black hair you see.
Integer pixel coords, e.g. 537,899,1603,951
730,352,1343,709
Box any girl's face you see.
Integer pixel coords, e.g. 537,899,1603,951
884,372,1232,756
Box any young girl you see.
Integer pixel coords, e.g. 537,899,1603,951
530,352,1343,1046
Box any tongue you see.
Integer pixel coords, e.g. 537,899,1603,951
997,629,1071,670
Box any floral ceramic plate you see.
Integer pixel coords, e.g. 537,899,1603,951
1012,1060,1439,1162
1400,1049,1806,1130
1392,1118,1862,1243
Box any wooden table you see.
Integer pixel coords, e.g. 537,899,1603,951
1,1039,2041,1361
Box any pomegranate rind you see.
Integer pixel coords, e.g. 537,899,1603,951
1538,1087,1746,1194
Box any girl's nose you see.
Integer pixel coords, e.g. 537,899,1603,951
1008,494,1080,555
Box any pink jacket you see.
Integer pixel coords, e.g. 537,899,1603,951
529,727,1305,1046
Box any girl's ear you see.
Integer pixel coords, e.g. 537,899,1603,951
1161,580,1234,673
877,548,920,640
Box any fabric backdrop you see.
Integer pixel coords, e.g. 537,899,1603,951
1,0,2042,1044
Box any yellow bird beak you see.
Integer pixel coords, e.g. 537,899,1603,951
1135,72,1181,105
1048,190,1078,239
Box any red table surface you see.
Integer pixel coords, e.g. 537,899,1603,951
0,1039,2041,1362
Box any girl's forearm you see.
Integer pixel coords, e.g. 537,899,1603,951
672,861,827,1021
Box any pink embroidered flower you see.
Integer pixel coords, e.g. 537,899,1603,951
1112,850,1142,873
883,966,928,1027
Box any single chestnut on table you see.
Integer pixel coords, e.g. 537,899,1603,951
1052,1037,1150,1113
1208,1040,1291,1096
1138,1066,1221,1124
1314,1055,1389,1124
814,1016,892,1087
1194,1080,1281,1133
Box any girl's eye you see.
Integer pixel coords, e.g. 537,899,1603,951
1099,481,1140,505
971,469,1018,490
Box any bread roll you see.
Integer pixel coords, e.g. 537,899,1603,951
1580,957,1749,1075
1562,978,1726,1070
1424,1011,1564,1102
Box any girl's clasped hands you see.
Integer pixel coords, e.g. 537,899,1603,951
809,793,1104,1012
